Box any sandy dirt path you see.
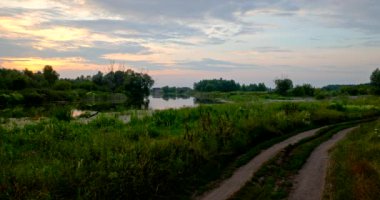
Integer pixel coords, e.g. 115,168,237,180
288,127,356,200
196,127,324,200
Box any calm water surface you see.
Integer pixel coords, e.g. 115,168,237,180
0,96,201,120
148,96,196,110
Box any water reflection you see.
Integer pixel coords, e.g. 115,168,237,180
0,96,222,119
71,109,85,118
149,96,196,110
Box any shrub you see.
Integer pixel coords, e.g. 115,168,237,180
22,90,45,105
53,80,72,91
274,78,293,96
50,106,72,121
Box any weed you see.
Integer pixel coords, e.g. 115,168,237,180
1,98,380,199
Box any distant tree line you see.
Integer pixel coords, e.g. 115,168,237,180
193,78,268,92
0,65,59,90
194,67,380,98
241,83,267,92
0,66,154,106
273,67,380,97
2,66,379,106
274,78,315,97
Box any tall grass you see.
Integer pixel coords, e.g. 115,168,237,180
324,120,380,200
1,99,379,199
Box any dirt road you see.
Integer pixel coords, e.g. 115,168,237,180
288,127,356,200
196,127,324,200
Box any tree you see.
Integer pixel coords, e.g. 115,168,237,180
194,78,240,92
23,68,34,78
92,71,103,86
124,69,154,103
11,76,27,90
292,85,305,96
370,68,380,87
274,78,293,95
292,84,315,97
43,65,59,85
114,70,125,91
257,83,268,91
53,80,72,90
370,68,380,94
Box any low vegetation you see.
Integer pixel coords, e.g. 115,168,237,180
1,66,380,199
1,97,380,199
324,120,380,200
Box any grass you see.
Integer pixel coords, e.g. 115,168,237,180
230,121,369,200
0,97,380,199
324,120,380,200
193,91,292,103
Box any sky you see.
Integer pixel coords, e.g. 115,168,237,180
0,0,379,87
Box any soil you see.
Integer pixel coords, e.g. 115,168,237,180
288,127,356,200
196,127,324,200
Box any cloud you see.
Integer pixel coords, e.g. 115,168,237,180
101,52,170,64
0,56,99,72
89,0,242,21
0,0,379,86
0,15,99,50
253,46,292,53
296,0,380,34
179,58,256,71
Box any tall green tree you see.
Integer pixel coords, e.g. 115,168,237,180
274,78,293,95
43,65,59,85
92,71,103,86
124,69,154,101
292,84,315,97
370,68,380,87
194,78,240,92
370,68,380,94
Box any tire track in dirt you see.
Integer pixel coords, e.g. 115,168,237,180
196,127,324,200
288,127,357,200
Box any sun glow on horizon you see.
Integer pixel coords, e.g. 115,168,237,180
0,57,101,72
0,0,379,86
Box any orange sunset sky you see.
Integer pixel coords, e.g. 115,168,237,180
1,0,379,87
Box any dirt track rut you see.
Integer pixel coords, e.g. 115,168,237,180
288,127,356,200
196,127,324,200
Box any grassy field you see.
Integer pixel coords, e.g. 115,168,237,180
1,96,380,199
193,91,292,103
324,119,380,200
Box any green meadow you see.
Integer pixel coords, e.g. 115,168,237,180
1,96,380,199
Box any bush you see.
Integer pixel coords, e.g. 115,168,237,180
0,94,11,105
50,106,72,121
10,92,24,103
292,84,315,97
53,80,72,90
315,90,330,100
328,102,346,111
274,78,293,96
22,90,45,105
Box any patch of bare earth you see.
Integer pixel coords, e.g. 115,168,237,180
289,127,356,200
196,127,324,200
